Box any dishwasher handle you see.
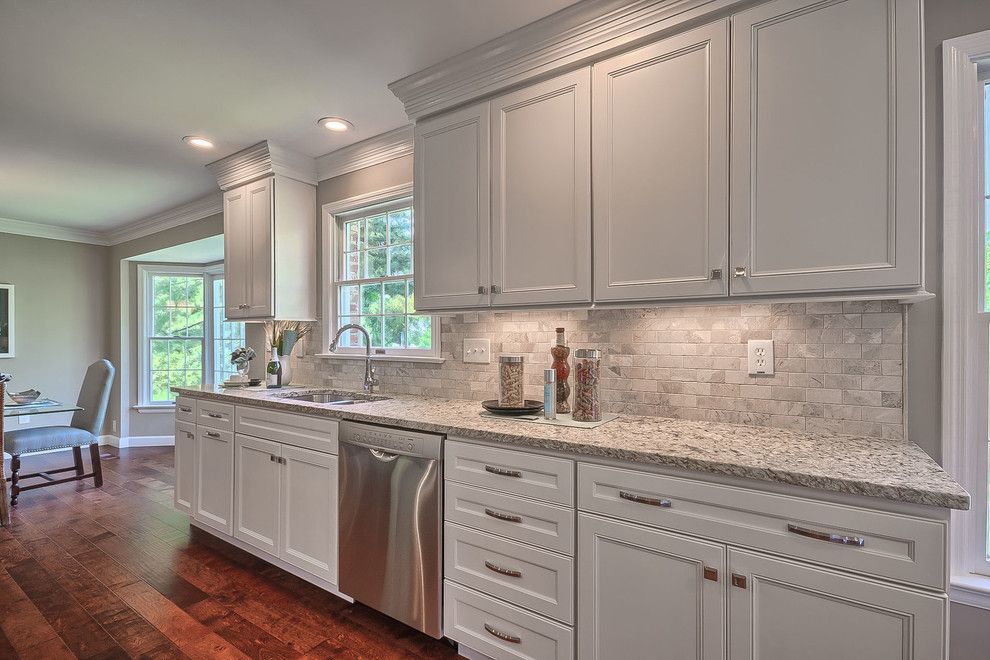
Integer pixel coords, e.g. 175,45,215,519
369,448,399,462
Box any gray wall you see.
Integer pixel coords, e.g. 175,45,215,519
0,233,110,431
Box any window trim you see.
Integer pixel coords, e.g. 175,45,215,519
137,263,237,407
942,30,990,609
320,183,442,362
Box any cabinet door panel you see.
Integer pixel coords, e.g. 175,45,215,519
727,549,945,660
279,445,337,584
594,22,729,301
223,187,249,318
194,427,233,535
244,177,274,316
414,103,491,310
174,421,196,514
578,513,725,660
233,435,280,557
492,69,591,306
730,0,921,295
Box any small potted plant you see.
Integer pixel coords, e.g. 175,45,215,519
229,347,256,383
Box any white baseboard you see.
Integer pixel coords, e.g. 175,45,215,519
107,434,174,448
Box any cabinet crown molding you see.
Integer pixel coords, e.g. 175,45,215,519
388,0,750,120
315,125,414,181
207,140,317,191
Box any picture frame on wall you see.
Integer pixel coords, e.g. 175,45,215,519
0,284,13,358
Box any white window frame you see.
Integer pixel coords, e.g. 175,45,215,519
137,264,235,408
319,183,443,363
942,30,990,610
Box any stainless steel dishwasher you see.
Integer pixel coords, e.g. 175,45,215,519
338,420,444,638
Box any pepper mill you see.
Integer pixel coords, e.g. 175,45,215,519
550,327,571,414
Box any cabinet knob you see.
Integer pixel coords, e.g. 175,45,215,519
478,285,488,295
710,269,722,280
237,303,249,309
733,266,747,278
703,567,719,582
491,284,501,295
731,574,747,589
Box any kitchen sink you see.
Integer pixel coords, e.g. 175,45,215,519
278,391,389,405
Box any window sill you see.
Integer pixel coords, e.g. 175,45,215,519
314,353,445,364
132,404,176,414
951,574,990,611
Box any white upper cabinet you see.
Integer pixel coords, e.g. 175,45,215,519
593,21,729,302
491,69,592,306
414,103,491,310
225,177,274,319
729,0,922,296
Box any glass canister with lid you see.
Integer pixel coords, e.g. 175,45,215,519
572,348,602,422
498,355,525,407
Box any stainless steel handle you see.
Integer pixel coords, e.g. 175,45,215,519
733,266,747,278
478,285,488,295
619,490,671,508
484,623,521,644
485,508,523,523
485,465,522,478
787,524,865,547
237,303,249,309
270,454,277,462
491,284,501,294
484,560,522,578
186,431,194,438
178,406,192,413
205,431,221,439
369,448,399,462
710,268,722,280
206,412,223,419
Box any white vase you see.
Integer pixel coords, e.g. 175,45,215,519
281,352,293,385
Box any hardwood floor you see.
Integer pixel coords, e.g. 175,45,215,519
0,447,459,659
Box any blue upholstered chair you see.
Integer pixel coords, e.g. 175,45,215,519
4,359,115,505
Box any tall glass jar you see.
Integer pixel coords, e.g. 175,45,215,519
572,349,602,422
498,355,525,407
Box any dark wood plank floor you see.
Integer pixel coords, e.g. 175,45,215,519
0,447,458,659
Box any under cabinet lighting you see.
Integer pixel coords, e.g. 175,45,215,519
182,135,214,149
318,116,353,132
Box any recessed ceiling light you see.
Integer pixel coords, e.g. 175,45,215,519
318,116,353,132
182,135,214,149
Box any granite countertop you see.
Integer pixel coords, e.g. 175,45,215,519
172,385,970,510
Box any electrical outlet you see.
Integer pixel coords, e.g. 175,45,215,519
19,414,31,424
463,338,491,364
747,339,774,375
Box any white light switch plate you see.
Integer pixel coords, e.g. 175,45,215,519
747,340,774,375
463,338,491,364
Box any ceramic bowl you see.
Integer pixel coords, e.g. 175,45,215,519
8,389,41,405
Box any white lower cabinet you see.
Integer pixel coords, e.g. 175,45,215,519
279,444,338,584
174,420,196,514
577,513,726,660
727,549,945,660
193,426,234,535
233,434,281,557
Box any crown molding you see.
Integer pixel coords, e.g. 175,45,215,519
388,0,751,120
206,140,318,190
105,193,223,245
0,216,110,245
315,125,414,182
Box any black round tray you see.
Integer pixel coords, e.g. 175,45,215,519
481,399,544,416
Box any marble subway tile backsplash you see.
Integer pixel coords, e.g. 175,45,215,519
292,301,905,439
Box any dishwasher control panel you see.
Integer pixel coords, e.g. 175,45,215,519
339,420,444,459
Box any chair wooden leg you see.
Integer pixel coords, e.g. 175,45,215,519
10,455,20,505
89,443,103,488
72,446,84,476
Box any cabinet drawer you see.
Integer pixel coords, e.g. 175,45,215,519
175,397,196,423
196,400,234,431
578,463,946,591
235,405,338,455
445,482,574,555
444,582,573,660
445,523,573,624
446,439,574,506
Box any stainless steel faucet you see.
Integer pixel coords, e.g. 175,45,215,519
329,323,379,394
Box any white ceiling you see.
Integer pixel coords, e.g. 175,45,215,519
0,0,578,233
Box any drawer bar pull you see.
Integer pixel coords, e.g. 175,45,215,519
484,465,522,478
484,560,522,578
178,406,192,413
787,524,865,547
206,412,223,419
619,490,671,508
485,508,523,523
205,431,221,439
484,623,521,644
